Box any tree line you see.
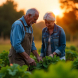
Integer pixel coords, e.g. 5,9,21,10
0,0,24,38
0,0,78,41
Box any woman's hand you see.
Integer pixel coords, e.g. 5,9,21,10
49,54,54,58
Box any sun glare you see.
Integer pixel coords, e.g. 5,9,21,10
53,9,60,16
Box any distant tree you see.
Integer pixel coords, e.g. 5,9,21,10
0,0,24,39
59,0,78,42
32,21,45,41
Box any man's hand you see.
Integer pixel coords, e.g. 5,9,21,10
32,50,43,62
37,56,43,62
19,52,36,66
26,57,36,66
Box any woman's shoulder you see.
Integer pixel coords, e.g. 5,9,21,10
42,27,47,32
56,24,64,31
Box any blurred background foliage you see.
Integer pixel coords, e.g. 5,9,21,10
57,0,78,42
0,0,24,38
0,0,78,43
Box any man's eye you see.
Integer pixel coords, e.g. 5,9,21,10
34,19,37,21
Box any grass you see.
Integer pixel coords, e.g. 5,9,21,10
0,39,78,53
34,40,42,50
0,39,42,53
66,41,78,47
0,44,11,53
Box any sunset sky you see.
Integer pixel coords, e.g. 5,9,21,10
0,0,64,22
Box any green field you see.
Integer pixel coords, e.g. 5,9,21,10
0,44,11,53
0,40,42,53
0,40,78,53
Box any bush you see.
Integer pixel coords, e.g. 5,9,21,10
29,56,61,71
70,45,77,51
65,49,78,61
0,51,9,67
0,64,31,78
31,62,78,78
65,46,69,49
72,58,78,70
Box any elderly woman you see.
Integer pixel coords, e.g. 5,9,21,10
40,12,66,60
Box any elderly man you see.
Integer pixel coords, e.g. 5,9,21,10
8,8,42,66
40,12,66,60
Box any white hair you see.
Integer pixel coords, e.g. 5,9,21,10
43,12,55,21
26,8,39,17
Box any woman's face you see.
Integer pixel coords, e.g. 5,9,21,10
45,20,55,29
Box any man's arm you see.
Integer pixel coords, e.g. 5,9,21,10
11,24,25,53
32,50,43,62
31,37,43,62
19,52,36,66
11,23,36,66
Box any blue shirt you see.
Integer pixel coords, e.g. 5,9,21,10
40,23,66,57
10,16,37,53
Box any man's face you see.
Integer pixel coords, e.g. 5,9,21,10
27,14,39,26
45,20,55,29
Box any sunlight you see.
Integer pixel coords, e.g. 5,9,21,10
53,9,60,16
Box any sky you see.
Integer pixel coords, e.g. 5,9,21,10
0,0,64,22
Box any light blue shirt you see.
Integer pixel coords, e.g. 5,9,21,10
10,16,37,53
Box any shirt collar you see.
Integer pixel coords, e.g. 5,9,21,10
20,15,31,27
45,23,57,33
53,23,57,33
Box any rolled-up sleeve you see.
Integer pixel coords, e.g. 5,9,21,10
11,24,25,53
31,37,37,52
55,28,66,55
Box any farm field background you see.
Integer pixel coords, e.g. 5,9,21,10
0,39,78,78
0,39,78,53
0,39,42,53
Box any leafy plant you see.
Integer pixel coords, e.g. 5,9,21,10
38,48,41,54
0,59,4,69
65,49,78,61
29,56,61,71
72,58,78,70
65,46,69,49
31,62,78,78
0,64,31,78
70,45,77,51
0,51,9,67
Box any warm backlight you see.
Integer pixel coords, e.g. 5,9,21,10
53,9,60,16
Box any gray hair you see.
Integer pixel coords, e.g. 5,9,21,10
26,8,39,17
43,12,55,21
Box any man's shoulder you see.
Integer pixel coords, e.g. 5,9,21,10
12,20,23,29
14,19,22,25
12,19,23,28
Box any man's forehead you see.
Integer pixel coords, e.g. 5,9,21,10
35,14,39,17
33,14,39,18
